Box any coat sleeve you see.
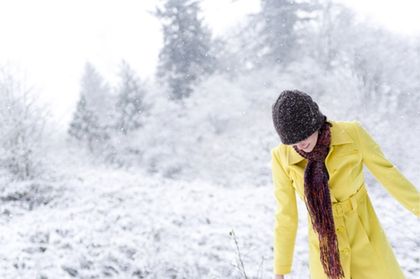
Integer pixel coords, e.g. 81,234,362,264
271,147,298,275
353,121,420,217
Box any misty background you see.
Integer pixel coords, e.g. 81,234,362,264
0,0,419,278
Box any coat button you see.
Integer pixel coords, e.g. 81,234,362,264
336,225,345,232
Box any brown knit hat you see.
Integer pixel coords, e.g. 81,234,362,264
272,90,326,144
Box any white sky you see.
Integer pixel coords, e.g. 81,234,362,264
336,0,420,35
0,0,419,125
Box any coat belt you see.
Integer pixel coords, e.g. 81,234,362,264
332,185,367,217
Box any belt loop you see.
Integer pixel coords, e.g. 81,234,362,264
351,185,366,211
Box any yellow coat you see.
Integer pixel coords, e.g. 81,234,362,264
271,120,420,278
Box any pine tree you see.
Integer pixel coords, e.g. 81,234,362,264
115,61,146,134
156,0,216,100
68,63,111,152
253,0,317,67
68,94,90,141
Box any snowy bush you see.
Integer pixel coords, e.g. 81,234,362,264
116,73,280,186
0,68,48,181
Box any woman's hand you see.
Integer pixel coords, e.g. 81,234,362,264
275,275,284,279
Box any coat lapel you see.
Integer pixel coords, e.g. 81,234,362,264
287,121,354,166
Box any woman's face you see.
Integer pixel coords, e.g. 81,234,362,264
291,129,319,152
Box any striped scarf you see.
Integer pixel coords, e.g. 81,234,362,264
293,120,345,279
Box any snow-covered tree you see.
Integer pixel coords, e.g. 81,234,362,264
250,0,317,67
68,95,99,144
219,0,318,72
155,0,216,100
0,68,48,180
68,63,113,153
259,0,300,65
115,61,147,134
303,1,356,71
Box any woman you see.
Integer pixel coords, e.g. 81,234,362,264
270,90,419,279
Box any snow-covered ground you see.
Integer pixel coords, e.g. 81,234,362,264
0,148,418,279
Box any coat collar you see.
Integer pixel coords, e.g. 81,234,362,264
287,120,354,165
